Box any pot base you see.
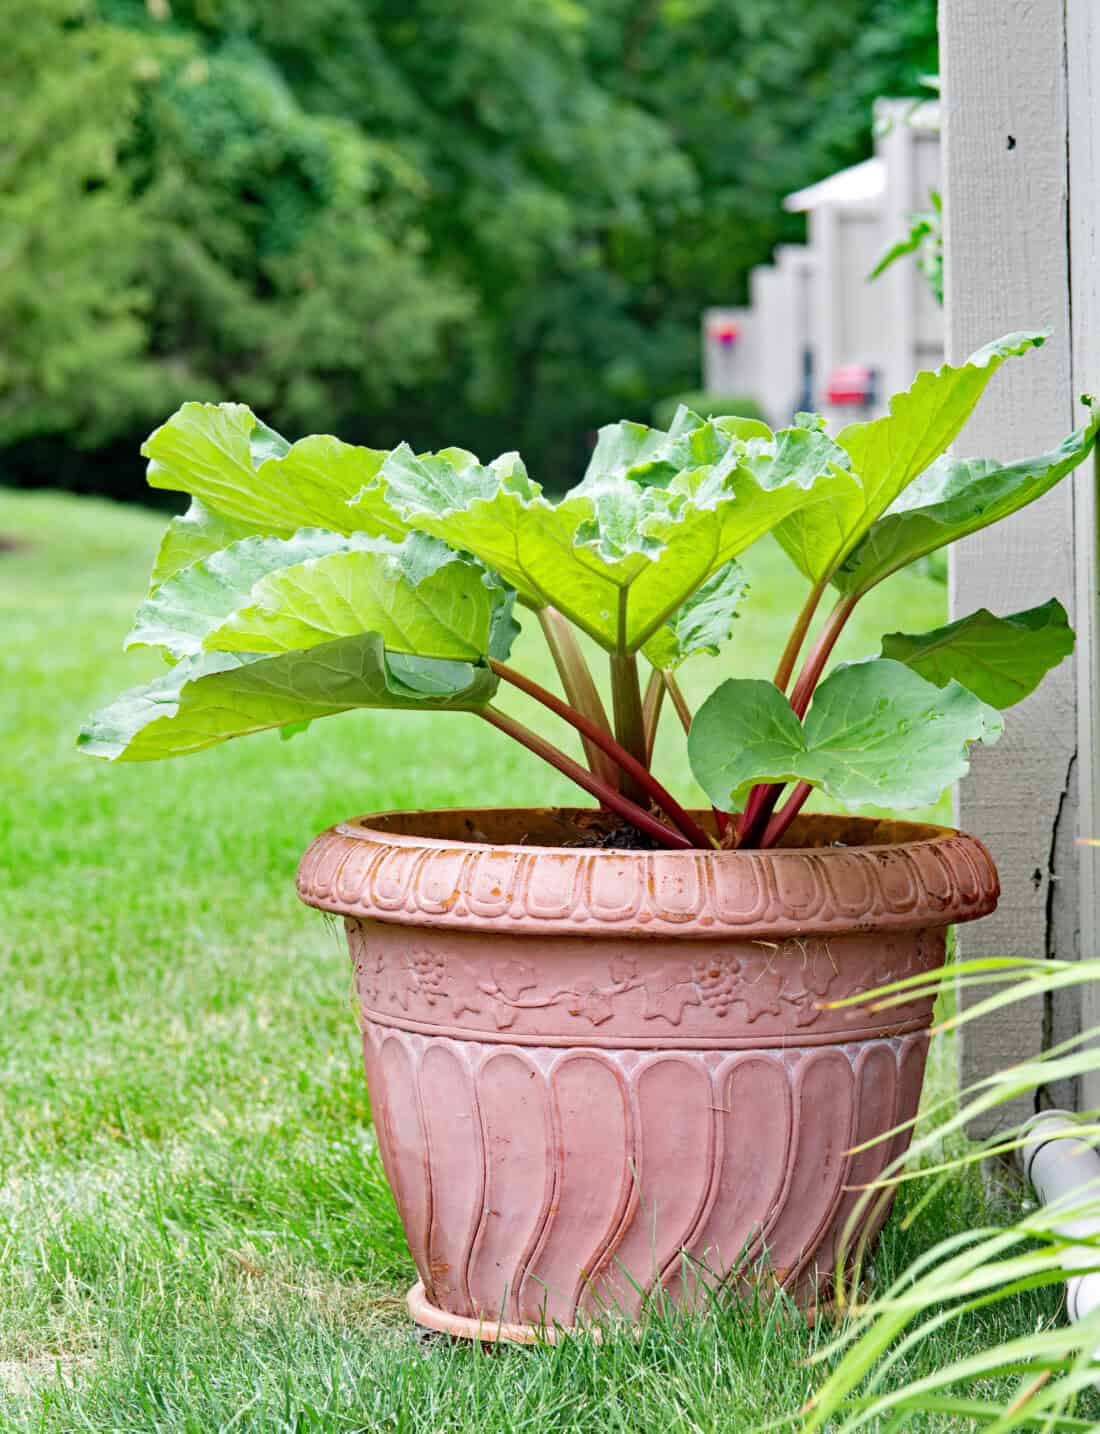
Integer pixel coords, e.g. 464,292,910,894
407,1280,591,1344
406,1280,834,1343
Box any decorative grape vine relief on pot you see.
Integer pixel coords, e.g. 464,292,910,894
352,932,867,1030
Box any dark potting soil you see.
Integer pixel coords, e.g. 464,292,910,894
560,818,661,851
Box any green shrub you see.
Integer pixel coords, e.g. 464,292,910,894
1,0,939,496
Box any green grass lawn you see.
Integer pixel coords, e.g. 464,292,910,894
0,487,1075,1431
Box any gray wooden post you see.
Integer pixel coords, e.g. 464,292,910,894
942,0,1100,1126
1068,4,1100,1110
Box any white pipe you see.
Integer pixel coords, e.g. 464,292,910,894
1016,1110,1100,1323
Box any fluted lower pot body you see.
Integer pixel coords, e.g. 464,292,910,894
297,808,999,1333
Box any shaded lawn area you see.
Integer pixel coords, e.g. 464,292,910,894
0,487,1073,1430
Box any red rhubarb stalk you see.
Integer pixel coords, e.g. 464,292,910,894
479,706,691,849
536,606,617,787
490,661,713,849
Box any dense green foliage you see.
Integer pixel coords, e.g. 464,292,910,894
80,338,1095,851
1,0,937,494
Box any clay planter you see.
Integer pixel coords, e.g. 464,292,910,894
297,807,998,1340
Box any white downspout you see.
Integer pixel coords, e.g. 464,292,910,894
1016,1111,1100,1323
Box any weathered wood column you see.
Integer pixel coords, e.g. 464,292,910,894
941,0,1100,1125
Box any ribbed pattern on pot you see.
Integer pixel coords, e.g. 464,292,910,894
366,1026,928,1325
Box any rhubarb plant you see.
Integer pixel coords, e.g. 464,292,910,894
80,331,1098,850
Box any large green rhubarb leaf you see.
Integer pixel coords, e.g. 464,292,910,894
361,414,841,654
131,528,366,659
571,406,769,490
78,636,496,761
773,332,1047,584
147,406,293,591
642,560,748,670
577,407,713,488
150,500,261,589
129,531,499,664
880,600,1075,709
688,659,1002,813
204,533,496,661
835,407,1100,595
143,403,396,541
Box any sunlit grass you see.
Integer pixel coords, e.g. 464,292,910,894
0,486,1056,1431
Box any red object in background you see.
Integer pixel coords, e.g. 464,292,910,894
709,320,741,348
826,364,875,405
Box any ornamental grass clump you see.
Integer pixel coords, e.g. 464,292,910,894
81,332,1096,848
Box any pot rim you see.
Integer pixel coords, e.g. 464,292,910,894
328,805,953,856
297,805,999,940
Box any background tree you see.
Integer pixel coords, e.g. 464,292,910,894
1,0,937,497
0,2,171,453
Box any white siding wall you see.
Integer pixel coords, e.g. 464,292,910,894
701,307,757,397
809,201,884,424
876,99,943,402
775,245,817,418
751,265,790,427
722,104,943,432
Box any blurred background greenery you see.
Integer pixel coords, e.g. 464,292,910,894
2,0,935,499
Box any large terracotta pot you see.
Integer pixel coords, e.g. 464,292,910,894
297,807,998,1340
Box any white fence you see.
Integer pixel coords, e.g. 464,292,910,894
705,99,941,429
